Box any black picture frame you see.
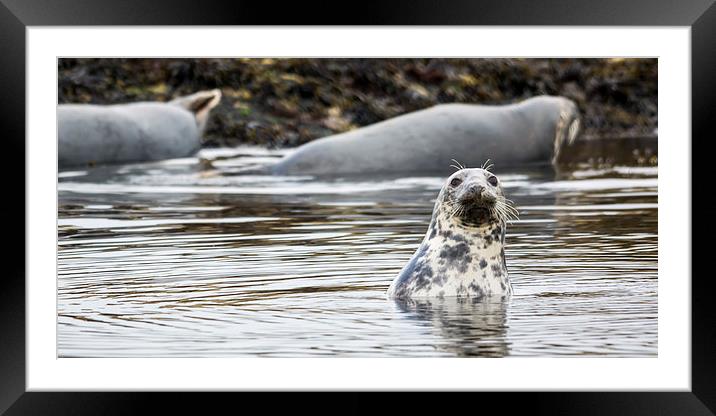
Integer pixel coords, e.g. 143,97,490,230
1,0,710,414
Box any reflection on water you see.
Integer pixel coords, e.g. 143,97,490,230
394,297,509,357
57,147,657,357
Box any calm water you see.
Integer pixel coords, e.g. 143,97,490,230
57,147,658,357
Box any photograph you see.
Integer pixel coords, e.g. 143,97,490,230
56,57,658,358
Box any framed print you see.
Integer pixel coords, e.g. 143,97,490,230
2,0,712,414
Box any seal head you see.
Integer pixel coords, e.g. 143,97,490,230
387,166,516,299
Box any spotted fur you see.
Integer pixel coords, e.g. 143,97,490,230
387,168,514,299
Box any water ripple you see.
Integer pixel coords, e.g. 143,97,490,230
58,148,657,357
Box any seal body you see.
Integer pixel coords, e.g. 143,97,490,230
58,89,221,168
387,168,515,299
271,95,579,176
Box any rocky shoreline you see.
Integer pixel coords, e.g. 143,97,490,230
59,58,657,152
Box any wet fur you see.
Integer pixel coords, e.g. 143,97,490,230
387,168,515,299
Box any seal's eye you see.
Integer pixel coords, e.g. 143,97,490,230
487,176,498,186
450,178,463,187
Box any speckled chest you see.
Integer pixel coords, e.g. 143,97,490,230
387,216,511,299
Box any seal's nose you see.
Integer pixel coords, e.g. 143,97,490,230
465,184,484,200
469,184,484,195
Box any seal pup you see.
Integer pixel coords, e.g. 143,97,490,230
387,163,517,299
271,95,580,176
58,89,222,168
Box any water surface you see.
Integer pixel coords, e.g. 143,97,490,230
58,147,657,357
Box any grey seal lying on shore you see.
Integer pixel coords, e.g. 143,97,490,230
387,164,517,299
271,96,579,175
58,89,221,168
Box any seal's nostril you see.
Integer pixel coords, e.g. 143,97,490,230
465,184,484,200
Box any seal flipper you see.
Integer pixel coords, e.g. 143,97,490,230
170,89,222,134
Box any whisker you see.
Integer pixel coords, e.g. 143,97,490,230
494,198,519,221
450,159,465,170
